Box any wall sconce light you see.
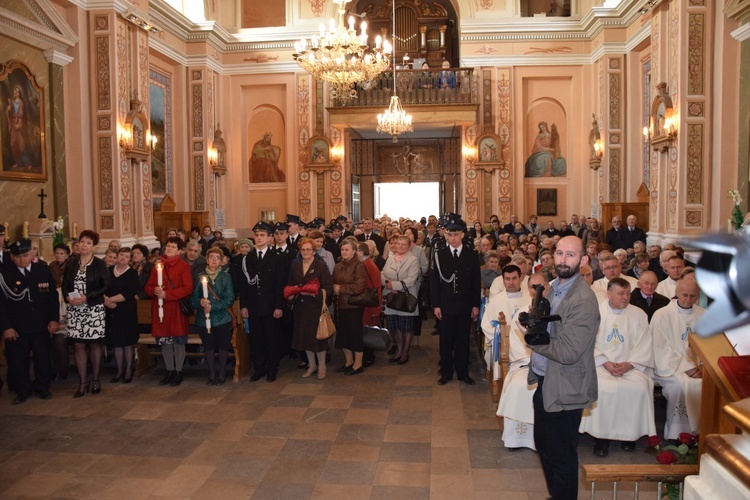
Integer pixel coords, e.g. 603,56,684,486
119,126,131,149
589,114,603,170
331,146,344,164
462,145,477,165
207,146,218,167
649,82,677,153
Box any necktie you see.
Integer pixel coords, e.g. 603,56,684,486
453,249,459,261
365,234,370,240
258,250,263,261
24,268,30,278
645,295,652,306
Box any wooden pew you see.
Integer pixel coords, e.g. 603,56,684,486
134,299,250,381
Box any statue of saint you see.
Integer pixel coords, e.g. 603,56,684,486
249,132,285,183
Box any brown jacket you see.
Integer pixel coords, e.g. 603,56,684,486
332,257,366,310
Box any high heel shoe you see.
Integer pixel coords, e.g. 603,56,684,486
73,380,89,398
388,356,401,363
398,355,409,365
122,373,133,384
302,367,318,378
91,380,101,394
110,375,122,383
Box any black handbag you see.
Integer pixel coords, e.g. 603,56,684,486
362,325,392,351
385,281,418,313
165,271,194,316
347,288,379,307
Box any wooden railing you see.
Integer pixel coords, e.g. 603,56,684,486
333,68,476,107
582,464,699,499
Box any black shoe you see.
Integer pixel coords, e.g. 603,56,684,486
337,364,353,373
35,390,53,400
122,374,133,384
431,329,439,336
73,380,89,398
620,441,637,452
345,366,364,376
159,371,176,386
388,357,400,363
215,378,225,385
438,376,451,386
387,345,398,356
593,439,610,457
91,380,101,395
12,394,27,405
458,375,475,385
170,372,183,386
110,375,122,383
250,372,265,382
267,373,277,382
363,359,374,368
397,356,409,365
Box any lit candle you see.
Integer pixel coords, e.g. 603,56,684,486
329,18,335,31
375,35,382,49
155,262,164,322
72,222,78,238
201,276,211,333
348,16,355,30
360,21,367,36
642,126,649,138
22,221,29,239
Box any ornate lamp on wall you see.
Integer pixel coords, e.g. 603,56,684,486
589,114,604,170
292,0,391,102
647,82,678,153
376,0,413,143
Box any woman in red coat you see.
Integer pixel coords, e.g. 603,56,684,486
358,242,382,367
144,237,193,386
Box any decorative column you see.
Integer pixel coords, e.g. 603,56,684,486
43,49,74,228
188,66,209,216
297,75,312,221
605,55,625,203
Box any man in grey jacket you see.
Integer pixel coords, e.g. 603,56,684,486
522,236,600,500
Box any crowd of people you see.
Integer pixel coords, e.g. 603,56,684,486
0,210,711,499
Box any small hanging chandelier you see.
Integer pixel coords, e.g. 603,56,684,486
292,0,391,102
376,1,413,143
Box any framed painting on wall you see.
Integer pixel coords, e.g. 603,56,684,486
474,133,501,170
0,61,46,181
537,188,557,216
149,69,173,204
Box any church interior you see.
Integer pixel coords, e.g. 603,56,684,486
1,0,750,498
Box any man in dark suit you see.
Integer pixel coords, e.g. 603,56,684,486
622,215,647,255
356,217,385,256
521,236,600,500
272,222,298,361
285,214,302,249
502,214,519,234
1,239,59,404
325,223,343,262
240,222,286,382
605,215,628,252
430,215,481,386
541,220,560,239
629,270,669,322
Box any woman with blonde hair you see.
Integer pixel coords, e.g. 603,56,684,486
381,235,421,364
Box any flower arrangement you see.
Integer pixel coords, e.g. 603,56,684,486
728,190,744,230
646,433,699,499
51,217,65,246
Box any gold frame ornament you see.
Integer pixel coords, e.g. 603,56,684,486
474,133,502,170
306,135,334,172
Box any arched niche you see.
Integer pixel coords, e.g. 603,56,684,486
247,104,286,184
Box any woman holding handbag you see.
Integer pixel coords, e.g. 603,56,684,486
287,238,333,380
332,239,367,375
144,237,194,387
382,235,421,364
190,247,235,385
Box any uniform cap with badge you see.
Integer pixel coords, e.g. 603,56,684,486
285,214,301,225
253,221,275,234
10,239,32,255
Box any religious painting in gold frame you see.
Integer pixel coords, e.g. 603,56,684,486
474,133,501,170
0,61,47,181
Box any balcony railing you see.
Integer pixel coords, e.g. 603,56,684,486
333,68,476,107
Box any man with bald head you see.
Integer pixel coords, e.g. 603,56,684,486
580,264,606,303
651,279,705,440
630,270,669,321
519,236,600,499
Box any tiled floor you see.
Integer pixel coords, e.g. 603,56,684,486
0,321,660,499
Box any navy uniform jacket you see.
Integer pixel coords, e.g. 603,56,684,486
429,245,481,316
240,249,285,316
1,263,59,333
324,236,341,262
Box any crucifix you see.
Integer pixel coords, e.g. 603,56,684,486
38,189,47,219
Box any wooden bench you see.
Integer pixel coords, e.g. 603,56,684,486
582,464,698,499
135,299,250,381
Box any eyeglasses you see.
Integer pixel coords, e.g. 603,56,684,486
300,248,315,252
602,266,620,271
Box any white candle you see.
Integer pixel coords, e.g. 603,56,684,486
155,262,164,322
201,276,209,299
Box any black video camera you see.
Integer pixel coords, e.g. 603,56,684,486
518,284,561,346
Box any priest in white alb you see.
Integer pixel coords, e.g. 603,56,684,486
592,253,638,292
655,254,685,300
579,277,656,457
651,279,705,440
481,266,538,450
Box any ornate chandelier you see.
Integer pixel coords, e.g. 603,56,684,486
293,0,391,101
376,0,413,143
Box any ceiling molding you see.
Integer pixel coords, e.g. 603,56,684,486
731,22,750,42
0,0,78,51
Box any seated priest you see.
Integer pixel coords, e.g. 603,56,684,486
591,254,638,294
651,279,705,440
579,277,655,457
655,254,686,299
481,269,543,451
